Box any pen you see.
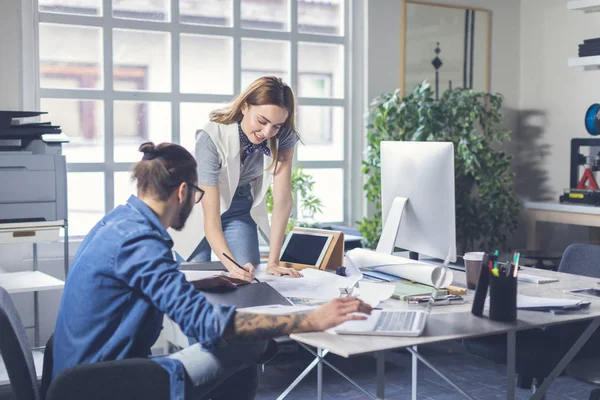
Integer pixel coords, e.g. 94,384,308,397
222,252,260,283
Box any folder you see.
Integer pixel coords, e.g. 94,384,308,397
198,282,292,309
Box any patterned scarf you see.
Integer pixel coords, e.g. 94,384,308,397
238,123,271,157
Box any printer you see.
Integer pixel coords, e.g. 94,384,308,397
0,111,69,224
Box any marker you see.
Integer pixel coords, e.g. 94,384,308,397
222,252,260,283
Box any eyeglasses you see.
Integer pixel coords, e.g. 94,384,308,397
189,183,205,204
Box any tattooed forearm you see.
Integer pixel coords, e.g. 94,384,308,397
224,311,312,342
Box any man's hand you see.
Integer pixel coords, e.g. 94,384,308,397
266,264,303,278
303,297,372,331
228,262,255,282
224,297,372,342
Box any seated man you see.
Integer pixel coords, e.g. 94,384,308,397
52,141,371,400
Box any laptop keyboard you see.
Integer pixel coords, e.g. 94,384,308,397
374,311,417,332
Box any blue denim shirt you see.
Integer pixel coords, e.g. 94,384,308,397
53,195,236,399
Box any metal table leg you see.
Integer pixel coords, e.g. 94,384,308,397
412,346,417,400
507,330,516,400
376,351,385,400
33,243,39,348
530,317,600,400
317,347,323,400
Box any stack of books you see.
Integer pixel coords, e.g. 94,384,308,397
578,37,600,58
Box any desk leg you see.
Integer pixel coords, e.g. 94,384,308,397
412,346,417,400
530,317,600,400
526,214,541,250
63,220,69,278
506,330,515,400
317,348,323,400
33,243,39,348
376,351,385,400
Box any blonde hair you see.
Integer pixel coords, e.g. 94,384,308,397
210,76,297,170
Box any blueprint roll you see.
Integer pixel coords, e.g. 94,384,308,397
585,103,600,136
345,248,454,288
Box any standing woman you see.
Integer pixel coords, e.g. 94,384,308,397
170,76,302,281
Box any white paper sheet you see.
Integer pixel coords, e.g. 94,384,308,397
356,281,396,307
181,270,225,281
485,294,585,309
345,248,454,288
239,304,317,314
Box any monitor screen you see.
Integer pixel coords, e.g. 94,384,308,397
280,232,332,266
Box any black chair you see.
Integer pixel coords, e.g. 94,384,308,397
0,286,171,400
464,243,600,398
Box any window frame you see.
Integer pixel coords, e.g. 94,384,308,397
34,0,354,236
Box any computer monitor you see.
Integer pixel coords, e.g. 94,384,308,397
377,141,457,262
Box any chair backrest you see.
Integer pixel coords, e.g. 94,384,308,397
0,287,41,400
558,243,600,278
40,335,54,400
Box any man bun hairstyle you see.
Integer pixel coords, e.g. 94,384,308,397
132,142,197,201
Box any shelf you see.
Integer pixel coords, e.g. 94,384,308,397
0,271,64,294
568,55,600,69
568,0,600,12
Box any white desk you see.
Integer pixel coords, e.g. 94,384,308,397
525,201,600,249
289,268,600,400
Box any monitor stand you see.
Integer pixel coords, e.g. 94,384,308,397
376,196,408,255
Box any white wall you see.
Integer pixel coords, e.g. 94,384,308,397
368,0,521,110
519,0,600,250
0,0,23,110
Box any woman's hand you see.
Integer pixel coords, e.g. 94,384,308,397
266,264,303,278
229,263,255,282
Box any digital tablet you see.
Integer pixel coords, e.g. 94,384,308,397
279,231,334,267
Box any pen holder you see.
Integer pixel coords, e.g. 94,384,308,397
489,272,517,322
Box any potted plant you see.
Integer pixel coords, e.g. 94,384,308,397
266,167,323,233
357,81,521,253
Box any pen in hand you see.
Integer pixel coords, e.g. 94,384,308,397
222,252,260,283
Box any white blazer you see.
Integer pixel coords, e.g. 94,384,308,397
169,122,275,260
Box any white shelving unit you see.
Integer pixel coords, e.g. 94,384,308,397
568,55,600,69
568,1,600,68
568,0,600,12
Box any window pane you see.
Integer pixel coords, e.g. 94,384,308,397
298,42,344,98
180,0,232,26
180,103,223,153
297,106,343,161
113,0,170,22
114,101,171,162
242,0,289,31
114,171,137,208
241,39,290,88
68,172,105,236
297,168,343,223
298,0,344,36
113,29,171,92
39,24,103,90
180,35,233,94
39,0,102,16
41,98,105,163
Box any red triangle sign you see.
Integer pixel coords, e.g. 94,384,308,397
577,168,599,190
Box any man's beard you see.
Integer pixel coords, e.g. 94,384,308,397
171,192,194,231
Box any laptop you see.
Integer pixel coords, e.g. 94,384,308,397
333,256,450,337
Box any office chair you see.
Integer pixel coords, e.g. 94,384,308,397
0,286,171,400
464,243,600,398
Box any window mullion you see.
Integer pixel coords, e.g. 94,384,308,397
171,0,180,144
233,0,241,95
103,0,115,212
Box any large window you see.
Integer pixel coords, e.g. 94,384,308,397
38,0,349,236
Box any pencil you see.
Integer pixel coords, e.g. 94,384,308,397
222,252,260,283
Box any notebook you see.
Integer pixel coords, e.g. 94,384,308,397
517,273,558,284
391,280,447,300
